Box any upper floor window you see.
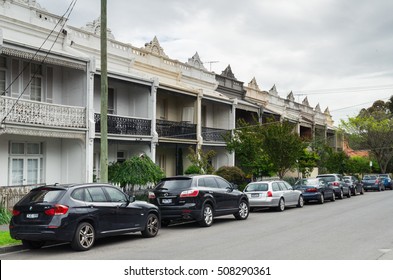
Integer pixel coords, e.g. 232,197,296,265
0,56,7,96
30,63,43,101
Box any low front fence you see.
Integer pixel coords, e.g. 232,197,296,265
0,184,45,209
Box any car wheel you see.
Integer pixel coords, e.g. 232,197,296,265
360,187,365,195
199,204,213,227
142,213,159,238
319,194,325,204
347,189,351,198
276,198,285,212
297,195,304,208
352,189,357,196
71,222,95,251
331,192,336,201
22,240,45,249
234,200,249,220
339,190,344,199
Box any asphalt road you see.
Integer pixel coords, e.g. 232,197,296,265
1,190,393,260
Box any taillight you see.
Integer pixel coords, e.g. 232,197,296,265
180,189,199,197
12,209,21,216
332,182,339,186
306,188,318,193
44,204,69,216
267,191,273,197
375,179,379,184
148,192,156,199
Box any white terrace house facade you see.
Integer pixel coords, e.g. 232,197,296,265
0,0,339,186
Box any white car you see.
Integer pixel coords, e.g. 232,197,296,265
244,180,304,211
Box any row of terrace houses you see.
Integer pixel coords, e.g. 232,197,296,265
0,0,340,187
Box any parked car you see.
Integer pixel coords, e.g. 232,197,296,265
316,174,351,199
148,175,249,227
362,174,385,191
378,174,393,190
294,178,335,204
244,180,304,212
343,175,364,195
10,183,160,251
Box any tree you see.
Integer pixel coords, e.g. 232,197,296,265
260,121,307,178
298,149,320,178
340,98,393,173
225,119,275,180
186,146,216,174
345,156,372,175
108,155,164,193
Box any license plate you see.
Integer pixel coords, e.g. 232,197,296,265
26,213,39,219
161,199,172,204
251,193,259,198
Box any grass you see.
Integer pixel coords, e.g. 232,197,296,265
0,231,21,247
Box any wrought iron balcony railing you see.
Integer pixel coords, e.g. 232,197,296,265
156,119,197,140
0,96,86,128
202,127,229,142
94,113,151,136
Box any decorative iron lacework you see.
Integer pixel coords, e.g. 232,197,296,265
156,119,197,139
0,96,86,128
1,47,86,70
94,113,151,136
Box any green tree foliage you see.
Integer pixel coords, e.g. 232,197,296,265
298,149,320,178
108,155,164,192
184,164,203,175
345,156,372,174
186,146,216,174
340,98,393,173
260,121,307,178
225,119,306,179
225,119,275,179
214,166,246,188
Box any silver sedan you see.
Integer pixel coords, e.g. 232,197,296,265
244,180,304,211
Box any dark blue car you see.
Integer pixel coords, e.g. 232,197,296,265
294,178,336,204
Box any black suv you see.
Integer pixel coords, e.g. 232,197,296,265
10,183,160,251
316,174,351,199
149,175,249,227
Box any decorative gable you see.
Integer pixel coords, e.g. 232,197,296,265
221,65,236,80
287,91,295,101
142,36,168,58
315,103,321,112
302,96,310,106
81,17,115,39
269,84,278,96
187,52,207,70
248,77,260,90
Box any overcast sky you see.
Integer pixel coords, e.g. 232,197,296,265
37,0,393,125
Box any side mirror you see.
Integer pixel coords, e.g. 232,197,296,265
128,195,136,203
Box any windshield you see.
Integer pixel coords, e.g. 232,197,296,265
245,183,269,192
155,178,192,191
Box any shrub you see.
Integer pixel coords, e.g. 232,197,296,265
214,166,246,188
184,164,203,175
0,206,11,225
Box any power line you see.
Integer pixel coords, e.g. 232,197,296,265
1,0,78,125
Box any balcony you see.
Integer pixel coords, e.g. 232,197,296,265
0,96,86,128
94,113,151,136
202,127,229,142
156,119,196,140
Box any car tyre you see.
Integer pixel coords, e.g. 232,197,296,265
347,189,351,198
22,240,45,249
297,195,304,208
234,200,249,220
331,192,336,201
71,222,95,251
142,213,159,238
319,194,325,204
360,187,365,195
276,198,285,212
338,190,344,199
199,204,213,227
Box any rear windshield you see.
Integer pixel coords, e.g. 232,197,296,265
363,175,377,180
245,183,268,192
297,178,322,186
19,188,66,204
155,178,192,191
317,176,335,182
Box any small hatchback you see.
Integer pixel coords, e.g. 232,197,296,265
244,180,304,211
10,183,160,251
148,175,249,227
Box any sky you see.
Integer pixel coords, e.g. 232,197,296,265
36,0,393,125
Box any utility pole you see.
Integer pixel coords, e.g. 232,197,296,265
100,0,108,182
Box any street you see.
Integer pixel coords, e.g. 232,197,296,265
1,190,393,260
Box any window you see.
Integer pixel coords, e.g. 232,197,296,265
204,177,218,188
278,182,288,191
108,88,115,114
272,182,280,191
117,151,126,163
158,99,168,119
104,187,128,202
30,63,43,101
72,188,93,202
9,142,44,186
215,177,230,189
0,56,6,96
87,187,107,202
